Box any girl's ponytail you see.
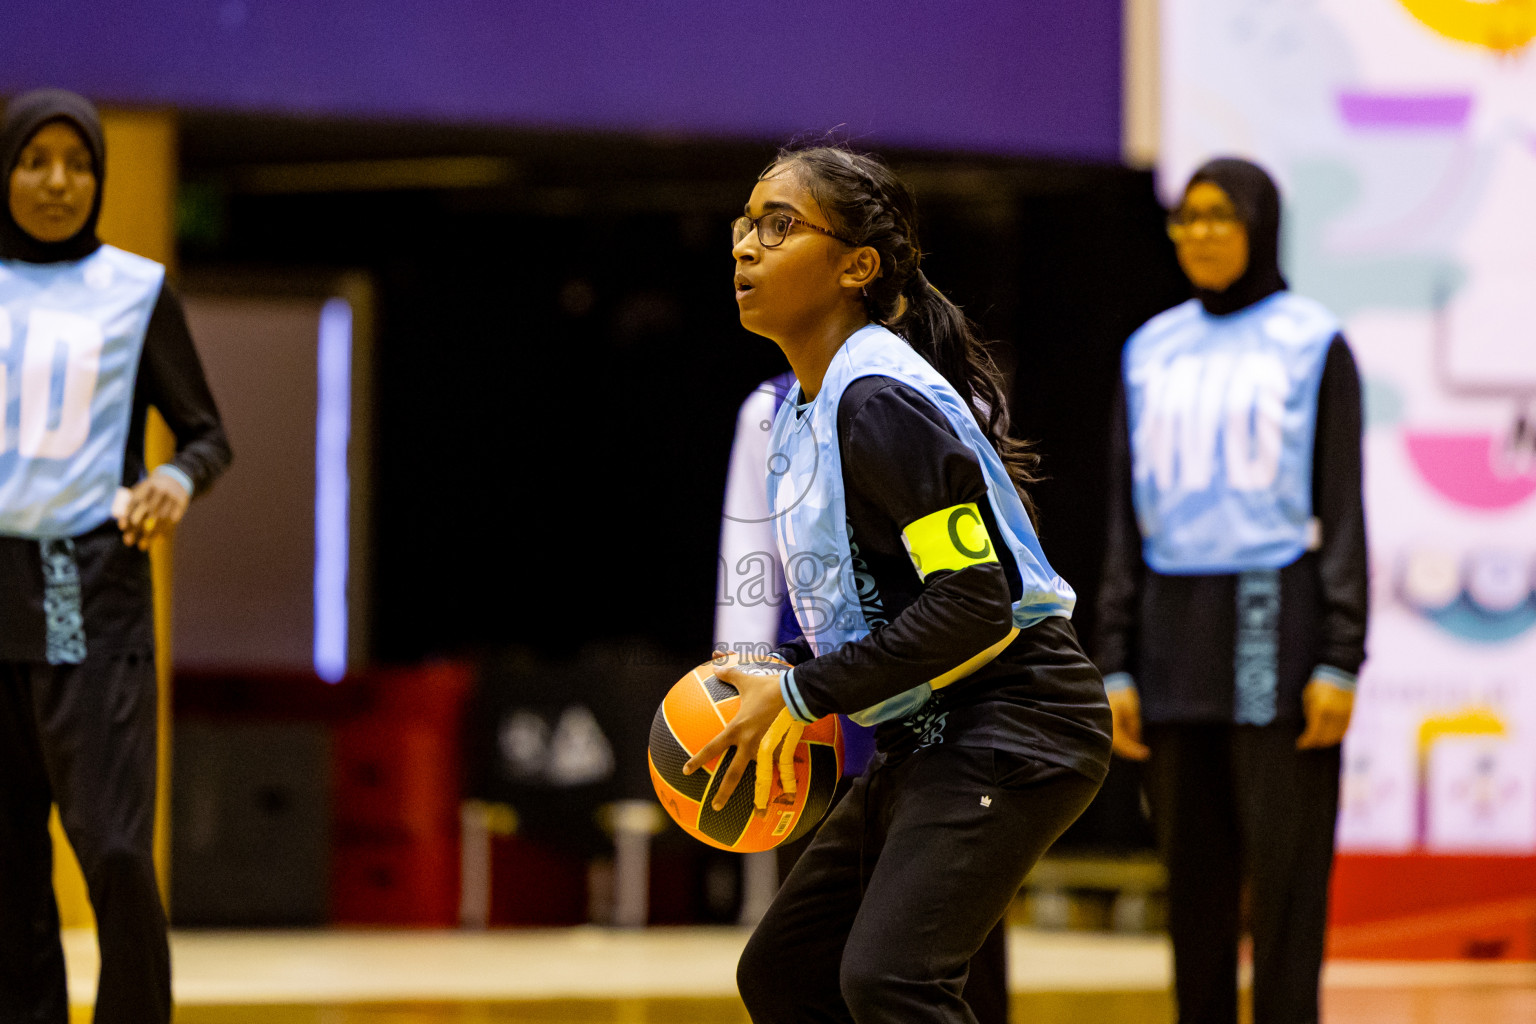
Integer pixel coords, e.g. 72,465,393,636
895,270,1041,525
772,143,1043,525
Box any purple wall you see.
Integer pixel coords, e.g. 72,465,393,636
2,1,1122,160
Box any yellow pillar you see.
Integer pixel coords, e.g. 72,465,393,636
1121,0,1161,170
51,107,179,930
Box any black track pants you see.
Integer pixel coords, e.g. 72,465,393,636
1144,723,1342,1024
0,656,171,1024
774,775,1013,1024
738,744,1100,1024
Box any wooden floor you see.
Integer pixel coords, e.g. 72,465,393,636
60,928,1536,1023
106,987,1536,1023
162,995,1163,1022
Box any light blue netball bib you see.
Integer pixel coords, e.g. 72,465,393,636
768,324,1076,725
0,246,163,537
1123,293,1337,574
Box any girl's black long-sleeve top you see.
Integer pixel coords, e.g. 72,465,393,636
1094,335,1368,723
771,375,1112,781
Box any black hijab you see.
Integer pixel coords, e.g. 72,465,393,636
1183,157,1287,316
0,88,106,264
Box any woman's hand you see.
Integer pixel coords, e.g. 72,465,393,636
117,472,190,550
1108,686,1150,761
683,663,789,811
1296,677,1355,749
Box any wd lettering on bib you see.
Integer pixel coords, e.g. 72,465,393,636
901,502,997,580
0,247,164,538
1123,293,1337,574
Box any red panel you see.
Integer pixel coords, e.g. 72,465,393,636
1328,854,1536,960
332,835,459,926
333,722,460,838
366,660,476,724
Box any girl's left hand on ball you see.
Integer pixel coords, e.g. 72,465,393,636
683,663,789,812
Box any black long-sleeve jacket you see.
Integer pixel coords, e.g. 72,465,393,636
771,376,1111,779
1094,336,1368,723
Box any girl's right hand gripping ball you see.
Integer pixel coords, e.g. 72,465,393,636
649,660,842,852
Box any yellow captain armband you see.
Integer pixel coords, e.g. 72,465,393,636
901,502,998,581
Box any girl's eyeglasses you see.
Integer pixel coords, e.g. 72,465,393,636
732,211,851,248
1166,207,1242,242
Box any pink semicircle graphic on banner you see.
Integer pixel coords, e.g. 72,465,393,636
1404,432,1536,511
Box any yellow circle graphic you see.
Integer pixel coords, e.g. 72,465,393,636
1399,0,1536,52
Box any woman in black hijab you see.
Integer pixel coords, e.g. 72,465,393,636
1095,158,1367,1024
1179,157,1289,315
0,88,230,1024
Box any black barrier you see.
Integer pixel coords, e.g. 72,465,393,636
462,640,688,856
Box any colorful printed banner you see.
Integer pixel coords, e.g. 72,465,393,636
1163,0,1536,854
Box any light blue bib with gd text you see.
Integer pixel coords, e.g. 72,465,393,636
767,324,1076,724
1124,293,1337,575
0,246,164,537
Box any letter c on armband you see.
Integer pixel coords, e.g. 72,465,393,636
901,502,999,581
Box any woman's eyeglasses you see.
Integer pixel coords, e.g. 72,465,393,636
1167,207,1242,242
732,211,851,248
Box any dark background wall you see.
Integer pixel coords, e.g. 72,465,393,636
3,0,1156,667
175,118,1189,668
6,2,1191,914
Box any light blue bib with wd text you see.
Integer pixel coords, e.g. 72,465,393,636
1123,293,1337,574
0,246,164,537
768,324,1076,724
